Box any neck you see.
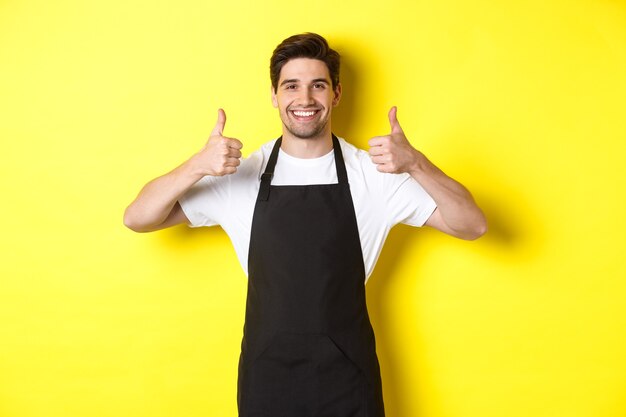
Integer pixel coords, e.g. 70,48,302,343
280,129,333,159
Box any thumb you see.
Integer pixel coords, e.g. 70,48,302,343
211,108,226,136
388,106,403,134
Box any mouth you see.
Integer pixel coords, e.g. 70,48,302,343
289,109,321,121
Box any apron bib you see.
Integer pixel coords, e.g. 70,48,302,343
238,135,385,417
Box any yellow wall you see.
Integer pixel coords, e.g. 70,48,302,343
1,0,625,416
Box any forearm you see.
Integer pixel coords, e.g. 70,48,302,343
123,157,204,232
408,150,487,240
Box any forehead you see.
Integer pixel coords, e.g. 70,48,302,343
279,58,331,83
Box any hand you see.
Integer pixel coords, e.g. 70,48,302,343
368,106,420,174
193,109,243,176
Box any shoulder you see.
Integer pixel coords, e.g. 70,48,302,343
243,138,278,172
337,137,374,173
337,136,365,162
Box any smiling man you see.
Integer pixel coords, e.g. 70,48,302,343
124,33,486,417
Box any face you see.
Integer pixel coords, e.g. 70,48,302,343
272,58,341,140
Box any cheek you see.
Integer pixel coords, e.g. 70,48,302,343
312,93,330,106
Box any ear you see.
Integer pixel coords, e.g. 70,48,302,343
332,83,342,107
271,85,278,108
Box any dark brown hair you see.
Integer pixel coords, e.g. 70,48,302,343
270,33,340,92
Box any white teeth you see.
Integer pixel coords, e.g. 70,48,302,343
292,110,316,117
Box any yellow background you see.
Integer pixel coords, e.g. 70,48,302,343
1,0,625,416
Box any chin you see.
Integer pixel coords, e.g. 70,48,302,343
285,123,328,140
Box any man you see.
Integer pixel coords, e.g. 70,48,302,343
124,33,486,417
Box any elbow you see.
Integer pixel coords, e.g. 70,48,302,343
447,212,487,241
466,225,488,241
463,217,488,241
123,207,149,233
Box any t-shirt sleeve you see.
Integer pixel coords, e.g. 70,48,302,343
177,149,266,228
383,172,437,227
178,175,229,228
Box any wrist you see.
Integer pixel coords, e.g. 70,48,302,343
181,152,210,181
407,148,427,176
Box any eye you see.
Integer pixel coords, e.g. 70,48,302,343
313,83,326,89
285,84,297,90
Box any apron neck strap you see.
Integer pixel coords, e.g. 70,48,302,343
331,134,349,184
259,134,347,201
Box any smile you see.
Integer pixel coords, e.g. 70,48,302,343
290,109,320,119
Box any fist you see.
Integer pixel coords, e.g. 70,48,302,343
196,109,243,176
368,106,419,174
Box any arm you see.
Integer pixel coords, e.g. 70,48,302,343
368,106,487,240
123,109,243,233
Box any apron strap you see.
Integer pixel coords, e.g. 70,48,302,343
331,134,348,185
258,134,347,202
258,137,282,201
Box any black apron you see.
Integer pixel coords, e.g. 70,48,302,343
238,135,385,417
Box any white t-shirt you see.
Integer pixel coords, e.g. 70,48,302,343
179,137,437,282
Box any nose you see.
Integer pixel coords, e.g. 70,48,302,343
296,88,315,106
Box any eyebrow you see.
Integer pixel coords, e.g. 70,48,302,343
279,78,330,87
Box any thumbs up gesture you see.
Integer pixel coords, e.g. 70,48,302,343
368,106,420,174
193,109,243,176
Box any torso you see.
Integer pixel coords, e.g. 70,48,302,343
178,137,436,282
